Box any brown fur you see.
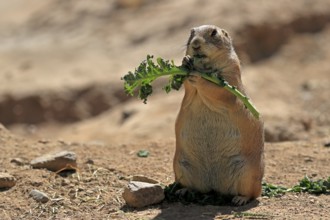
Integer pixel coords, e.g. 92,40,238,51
173,25,264,205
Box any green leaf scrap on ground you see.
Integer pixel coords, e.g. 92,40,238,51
122,55,260,119
234,212,273,219
137,150,149,158
262,176,330,197
261,182,288,197
288,175,330,194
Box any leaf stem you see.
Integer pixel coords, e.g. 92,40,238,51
200,73,260,119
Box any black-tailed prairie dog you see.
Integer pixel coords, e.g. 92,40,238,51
174,25,264,205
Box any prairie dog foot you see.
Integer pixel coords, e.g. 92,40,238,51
175,187,191,197
232,196,251,206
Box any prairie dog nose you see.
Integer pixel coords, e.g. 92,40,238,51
191,38,202,50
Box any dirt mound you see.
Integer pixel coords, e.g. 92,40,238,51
0,83,128,125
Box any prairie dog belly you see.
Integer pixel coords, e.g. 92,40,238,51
178,96,244,193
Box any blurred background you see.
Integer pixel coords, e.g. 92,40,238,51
0,0,329,144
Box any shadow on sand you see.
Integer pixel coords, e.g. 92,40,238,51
122,199,259,220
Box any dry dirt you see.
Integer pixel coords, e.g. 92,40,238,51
0,0,330,219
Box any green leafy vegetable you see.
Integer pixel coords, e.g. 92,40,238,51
122,55,260,119
122,55,187,104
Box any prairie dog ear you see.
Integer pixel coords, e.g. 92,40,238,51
221,29,230,38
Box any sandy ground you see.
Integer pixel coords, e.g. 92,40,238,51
0,0,330,219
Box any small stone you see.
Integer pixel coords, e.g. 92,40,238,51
85,159,94,165
0,173,16,188
31,181,43,187
38,139,50,144
30,151,77,172
122,181,164,208
304,157,313,162
61,178,71,186
132,175,159,184
29,190,49,203
86,189,94,194
10,158,28,166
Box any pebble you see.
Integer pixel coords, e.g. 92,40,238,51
10,158,29,166
0,173,16,188
61,178,71,186
324,142,330,147
30,151,77,172
85,158,94,164
122,181,164,208
29,189,50,203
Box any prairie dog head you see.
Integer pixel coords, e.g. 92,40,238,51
186,25,234,72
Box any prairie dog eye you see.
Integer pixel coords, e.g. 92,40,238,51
210,28,217,37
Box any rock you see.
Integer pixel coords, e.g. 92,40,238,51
29,190,49,203
85,158,94,164
61,178,71,186
0,173,16,188
30,151,77,172
38,139,50,144
131,175,159,184
122,181,164,208
10,157,29,166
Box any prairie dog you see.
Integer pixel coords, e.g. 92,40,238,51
173,25,264,205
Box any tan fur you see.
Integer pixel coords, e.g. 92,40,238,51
174,25,264,205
